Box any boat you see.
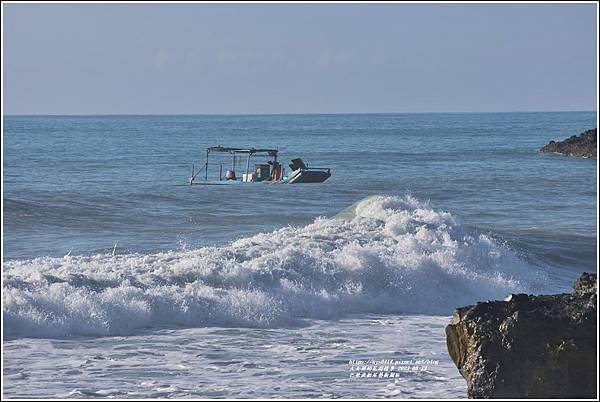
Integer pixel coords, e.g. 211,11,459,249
189,146,331,185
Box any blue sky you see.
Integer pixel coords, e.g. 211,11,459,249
3,3,597,114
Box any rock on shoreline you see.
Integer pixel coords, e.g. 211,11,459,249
540,128,597,159
446,273,597,399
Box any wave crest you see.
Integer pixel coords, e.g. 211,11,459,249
3,195,543,338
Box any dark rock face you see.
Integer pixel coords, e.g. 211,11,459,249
446,273,597,399
540,128,597,159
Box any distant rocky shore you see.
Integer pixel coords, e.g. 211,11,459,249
446,273,597,399
540,128,597,159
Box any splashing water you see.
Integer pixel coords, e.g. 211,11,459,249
3,195,546,339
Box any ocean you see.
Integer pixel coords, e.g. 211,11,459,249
2,112,597,398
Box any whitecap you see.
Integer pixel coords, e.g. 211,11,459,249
3,195,546,339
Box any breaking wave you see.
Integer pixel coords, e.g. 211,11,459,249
3,195,547,339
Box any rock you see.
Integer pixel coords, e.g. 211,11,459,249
540,128,597,159
446,273,597,398
573,272,597,295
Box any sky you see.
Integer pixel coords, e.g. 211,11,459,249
2,3,598,115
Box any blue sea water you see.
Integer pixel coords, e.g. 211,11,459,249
2,112,597,398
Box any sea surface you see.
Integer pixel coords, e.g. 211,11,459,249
2,112,597,398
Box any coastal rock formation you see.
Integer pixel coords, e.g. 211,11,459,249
446,273,597,399
540,128,597,158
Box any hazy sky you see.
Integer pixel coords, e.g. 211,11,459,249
3,3,598,114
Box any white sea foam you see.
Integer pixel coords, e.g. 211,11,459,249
3,195,546,338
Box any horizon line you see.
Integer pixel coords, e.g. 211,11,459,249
3,110,598,117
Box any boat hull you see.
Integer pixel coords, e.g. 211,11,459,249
287,169,331,184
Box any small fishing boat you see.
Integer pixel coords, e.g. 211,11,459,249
189,146,331,185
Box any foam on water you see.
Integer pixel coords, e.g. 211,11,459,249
3,195,547,339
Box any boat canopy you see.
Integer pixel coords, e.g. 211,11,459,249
207,146,278,156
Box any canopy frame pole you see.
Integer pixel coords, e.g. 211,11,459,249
245,153,251,179
205,149,209,181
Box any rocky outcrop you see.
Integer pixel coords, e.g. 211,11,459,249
446,273,597,399
540,128,597,159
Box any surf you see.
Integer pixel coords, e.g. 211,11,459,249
3,195,548,339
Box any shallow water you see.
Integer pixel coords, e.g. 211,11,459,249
2,112,597,398
3,315,466,399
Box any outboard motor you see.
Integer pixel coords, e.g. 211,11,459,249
289,158,307,171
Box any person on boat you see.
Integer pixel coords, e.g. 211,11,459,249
270,161,282,181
